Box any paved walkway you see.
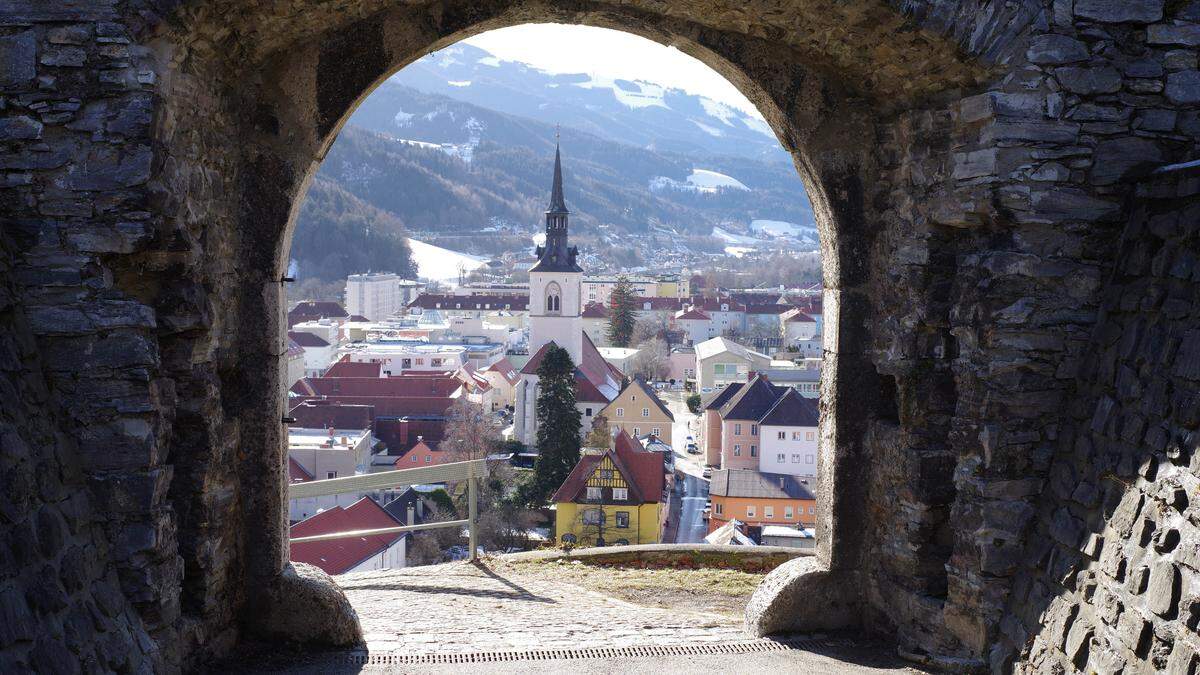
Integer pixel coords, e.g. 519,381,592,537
251,560,925,673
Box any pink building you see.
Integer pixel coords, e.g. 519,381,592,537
707,375,790,470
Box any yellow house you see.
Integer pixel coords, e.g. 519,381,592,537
599,377,675,445
552,431,666,547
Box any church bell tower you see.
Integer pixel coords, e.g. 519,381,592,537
528,142,584,365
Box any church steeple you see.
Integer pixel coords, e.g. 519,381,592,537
530,140,582,273
548,142,568,214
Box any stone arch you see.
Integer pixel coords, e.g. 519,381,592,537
5,0,1198,671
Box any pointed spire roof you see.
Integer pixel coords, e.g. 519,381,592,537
548,142,568,214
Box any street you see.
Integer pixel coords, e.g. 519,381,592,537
662,390,709,544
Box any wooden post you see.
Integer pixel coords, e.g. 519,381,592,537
468,460,478,561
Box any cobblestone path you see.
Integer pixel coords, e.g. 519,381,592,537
339,560,738,654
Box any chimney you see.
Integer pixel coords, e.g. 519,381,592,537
779,476,785,489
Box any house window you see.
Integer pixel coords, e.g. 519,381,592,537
715,502,723,515
785,506,794,519
633,427,640,436
651,427,661,436
615,511,630,528
777,453,785,463
806,454,814,464
326,471,337,479
561,533,576,544
613,488,628,501
425,455,432,463
585,407,592,416
599,469,613,479
808,506,815,514
746,505,756,518
734,445,742,456
750,446,757,457
582,509,604,525
806,431,815,441
751,424,757,436
642,408,650,417
792,454,801,463
764,506,774,519
615,407,624,417
412,455,418,463
586,487,602,500
792,431,802,440
614,538,629,545
777,431,786,440
734,423,742,435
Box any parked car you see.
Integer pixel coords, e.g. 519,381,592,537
686,442,699,454
702,467,713,479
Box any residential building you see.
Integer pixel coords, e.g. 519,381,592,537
599,377,675,445
758,388,820,477
513,145,623,446
287,300,348,328
286,426,372,521
760,525,816,549
345,272,423,321
694,336,771,391
780,307,818,344
674,306,714,345
289,497,407,574
580,302,610,347
667,347,696,385
707,469,817,535
582,275,657,305
407,293,529,318
337,340,471,373
290,318,342,347
716,375,788,471
552,431,666,547
393,439,457,467
288,331,337,377
285,338,306,388
700,382,744,467
596,346,639,375
480,357,520,409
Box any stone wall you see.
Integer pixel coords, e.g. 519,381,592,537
997,166,1200,672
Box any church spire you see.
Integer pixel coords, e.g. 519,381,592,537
548,141,568,214
530,139,581,273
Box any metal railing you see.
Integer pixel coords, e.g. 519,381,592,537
288,458,488,561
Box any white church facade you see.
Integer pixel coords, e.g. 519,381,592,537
514,144,623,446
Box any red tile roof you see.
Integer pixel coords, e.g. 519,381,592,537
550,430,664,504
288,331,331,348
484,357,520,386
408,294,529,311
675,307,710,320
288,401,375,430
744,303,794,315
288,301,348,327
521,335,622,403
288,457,313,483
783,308,816,323
323,357,384,378
581,302,609,318
292,375,461,398
289,497,404,575
292,395,454,418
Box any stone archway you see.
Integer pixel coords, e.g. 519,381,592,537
2,0,1197,671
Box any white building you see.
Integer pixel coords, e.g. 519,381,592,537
345,272,423,321
674,306,715,345
694,336,771,392
287,426,372,522
514,144,622,446
758,388,819,477
781,307,819,344
582,275,657,305
288,330,337,377
338,340,471,373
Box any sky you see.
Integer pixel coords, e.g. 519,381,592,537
463,24,762,118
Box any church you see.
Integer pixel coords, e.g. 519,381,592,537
514,144,624,447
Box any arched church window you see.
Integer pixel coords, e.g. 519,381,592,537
546,282,562,314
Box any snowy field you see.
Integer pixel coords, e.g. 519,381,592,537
407,238,488,285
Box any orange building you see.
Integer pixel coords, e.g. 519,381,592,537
395,439,454,466
707,469,816,535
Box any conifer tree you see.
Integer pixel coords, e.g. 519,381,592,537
530,345,582,505
606,276,638,347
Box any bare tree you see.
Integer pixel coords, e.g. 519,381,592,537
630,338,670,381
630,316,668,346
406,505,462,566
585,414,612,449
440,397,499,462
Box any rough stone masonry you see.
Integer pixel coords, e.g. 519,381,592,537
1,0,1199,672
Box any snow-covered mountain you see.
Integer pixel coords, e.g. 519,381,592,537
389,43,786,163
